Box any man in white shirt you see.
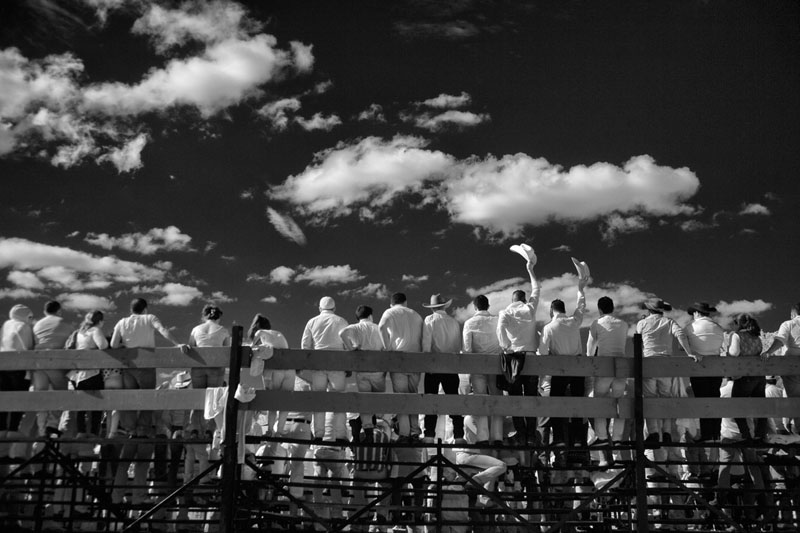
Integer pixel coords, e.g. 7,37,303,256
32,300,73,437
496,259,541,445
462,295,503,443
378,292,423,440
684,302,725,442
340,305,385,442
762,302,800,432
421,294,463,443
301,296,349,442
586,296,628,450
539,275,587,451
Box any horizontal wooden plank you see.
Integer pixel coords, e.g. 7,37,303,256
0,347,233,370
0,390,206,412
617,397,800,419
636,355,800,378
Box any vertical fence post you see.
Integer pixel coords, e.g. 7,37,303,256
633,333,648,531
219,325,243,533
436,440,442,533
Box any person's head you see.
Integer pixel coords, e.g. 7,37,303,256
550,299,566,316
248,314,271,340
9,304,33,323
473,295,489,312
687,302,716,319
43,300,61,316
131,298,148,314
390,292,407,306
356,305,372,320
641,298,672,315
597,296,614,315
511,290,526,303
80,310,104,332
791,303,800,319
734,314,761,337
202,304,223,322
319,296,336,312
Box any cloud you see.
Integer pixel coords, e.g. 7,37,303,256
0,288,38,300
269,266,296,284
357,104,386,122
0,237,165,283
465,277,525,298
680,219,715,232
7,270,45,290
210,291,236,303
552,244,572,252
394,20,480,40
294,264,364,286
155,282,204,306
57,292,116,311
85,226,195,255
295,112,342,132
266,207,307,245
260,295,278,303
401,274,429,284
714,299,773,327
246,273,270,283
95,132,147,173
273,137,700,237
601,214,649,243
258,98,301,131
739,203,770,216
419,92,471,109
339,282,390,300
405,110,490,132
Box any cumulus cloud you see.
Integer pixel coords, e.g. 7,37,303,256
419,92,472,109
266,207,307,245
294,265,364,286
715,299,773,327
269,266,296,284
258,98,301,131
295,112,342,132
405,110,490,132
95,133,147,173
210,291,236,303
155,282,203,306
7,270,45,290
85,226,195,255
260,295,278,303
0,287,39,300
57,292,116,311
401,274,429,284
357,104,386,122
601,214,649,243
339,282,390,300
739,203,770,216
272,137,700,237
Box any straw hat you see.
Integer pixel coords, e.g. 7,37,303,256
170,371,192,389
423,294,452,309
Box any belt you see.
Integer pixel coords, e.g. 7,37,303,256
286,418,311,424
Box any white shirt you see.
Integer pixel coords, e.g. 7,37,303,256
422,310,461,354
111,314,170,348
301,310,347,350
775,317,800,356
636,314,688,357
33,314,73,350
340,318,384,351
539,291,586,356
378,305,423,352
587,314,628,357
497,278,541,352
685,316,725,356
463,311,501,354
1,319,34,351
69,326,109,383
190,321,230,347
253,329,289,349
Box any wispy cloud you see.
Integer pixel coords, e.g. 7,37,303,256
357,104,386,123
339,282,390,300
739,203,770,216
267,264,363,286
601,214,649,243
552,244,571,253
404,110,490,132
295,112,342,132
85,226,195,255
266,207,307,245
258,98,302,131
418,92,471,109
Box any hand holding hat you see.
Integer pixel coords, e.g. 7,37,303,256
571,257,591,281
510,243,537,266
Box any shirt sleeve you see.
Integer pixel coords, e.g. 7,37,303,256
528,269,541,313
573,290,586,322
150,315,171,339
93,327,109,349
635,319,644,335
301,320,314,350
497,312,510,350
586,321,598,357
110,321,123,348
539,326,551,356
775,321,791,344
462,321,473,353
340,325,356,350
421,316,433,353
728,333,741,357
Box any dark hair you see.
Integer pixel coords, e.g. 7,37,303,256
551,299,566,314
355,305,372,320
735,314,761,337
391,292,407,305
202,304,222,321
511,290,526,303
472,295,489,311
79,310,104,334
248,314,271,340
131,298,148,314
598,296,614,315
792,303,800,315
44,300,61,315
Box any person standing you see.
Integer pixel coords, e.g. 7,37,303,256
496,259,541,446
0,304,35,433
727,314,768,442
762,302,800,433
340,305,385,442
32,300,73,437
684,302,725,443
586,296,628,456
378,292,423,441
301,296,348,442
421,294,463,443
67,310,109,437
462,295,503,444
636,298,696,444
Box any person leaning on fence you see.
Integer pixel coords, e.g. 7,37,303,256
762,302,800,433
421,293,464,444
462,294,503,445
727,314,769,443
684,302,726,443
0,305,34,435
585,296,628,463
496,255,541,446
339,304,385,443
538,271,588,464
378,292,423,441
636,298,697,445
188,304,229,388
32,300,73,438
301,296,349,442
249,313,294,437
65,310,109,438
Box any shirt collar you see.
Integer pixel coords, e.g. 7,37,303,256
359,317,374,324
474,310,491,317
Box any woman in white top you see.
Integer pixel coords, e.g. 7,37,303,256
248,314,294,436
67,310,109,436
188,304,230,389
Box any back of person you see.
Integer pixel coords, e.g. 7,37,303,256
191,321,229,347
498,302,537,352
254,329,289,349
381,306,422,352
33,314,72,349
591,315,627,357
114,314,160,348
637,315,677,356
76,326,108,350
685,317,724,356
303,312,347,350
424,312,461,354
1,305,34,351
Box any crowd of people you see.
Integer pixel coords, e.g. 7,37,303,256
1,249,799,530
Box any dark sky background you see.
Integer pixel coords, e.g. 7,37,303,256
1,0,798,345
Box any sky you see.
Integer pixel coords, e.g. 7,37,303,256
0,0,798,346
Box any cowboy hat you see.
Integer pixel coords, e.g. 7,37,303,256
571,257,591,279
640,298,673,313
423,294,452,309
509,243,537,265
170,371,192,389
687,302,717,315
